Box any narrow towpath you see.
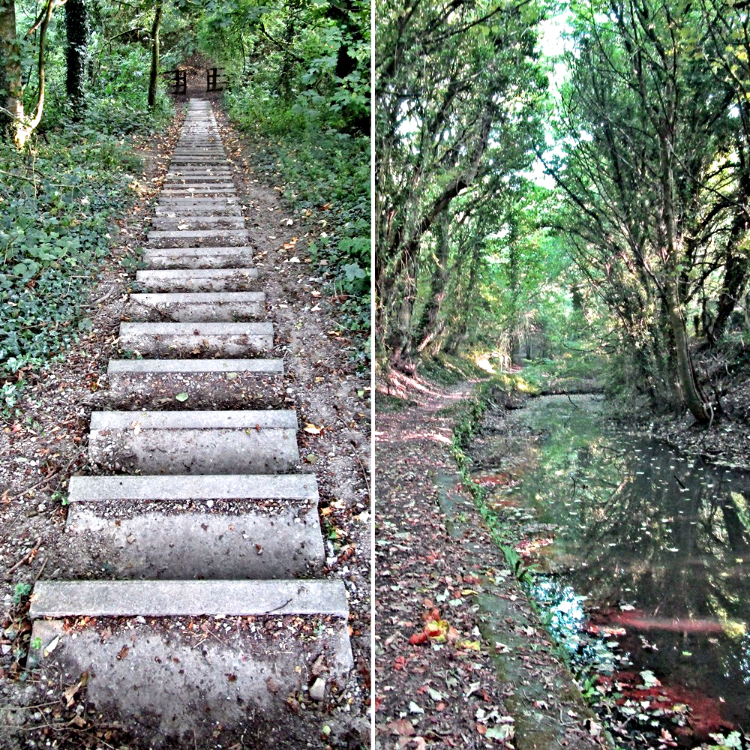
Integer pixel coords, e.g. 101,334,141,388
375,372,607,750
16,99,355,748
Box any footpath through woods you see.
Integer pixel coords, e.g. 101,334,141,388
0,99,370,749
375,372,608,750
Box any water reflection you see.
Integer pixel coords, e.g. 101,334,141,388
478,396,750,738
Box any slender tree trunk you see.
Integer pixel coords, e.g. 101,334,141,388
3,0,54,148
0,0,24,136
444,242,482,355
416,216,451,353
65,0,88,115
665,281,711,424
148,0,162,109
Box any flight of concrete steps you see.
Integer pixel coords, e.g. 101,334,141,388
27,100,353,743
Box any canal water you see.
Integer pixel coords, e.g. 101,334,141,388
471,395,750,748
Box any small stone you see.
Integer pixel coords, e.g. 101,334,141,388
309,678,325,702
37,503,46,512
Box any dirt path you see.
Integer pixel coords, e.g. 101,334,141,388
374,372,608,750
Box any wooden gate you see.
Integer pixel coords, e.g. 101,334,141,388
171,69,186,95
206,67,225,92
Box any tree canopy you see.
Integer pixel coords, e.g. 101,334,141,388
376,0,750,424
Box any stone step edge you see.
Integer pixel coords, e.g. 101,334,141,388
136,269,258,279
107,357,282,374
128,291,264,303
68,473,317,502
144,246,254,254
90,409,297,430
119,321,272,334
30,579,348,619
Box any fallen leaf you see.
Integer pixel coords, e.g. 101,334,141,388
63,672,89,707
304,423,323,435
175,392,189,402
386,719,414,736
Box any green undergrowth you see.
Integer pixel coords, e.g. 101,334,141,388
449,378,530,567
0,105,173,414
225,88,370,371
376,392,415,413
417,353,493,385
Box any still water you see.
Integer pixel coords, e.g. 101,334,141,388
473,395,750,747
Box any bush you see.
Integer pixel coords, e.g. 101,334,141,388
0,97,171,383
226,86,370,367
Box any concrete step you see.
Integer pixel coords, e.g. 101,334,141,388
155,205,242,217
118,320,272,357
136,268,258,292
166,172,231,179
164,175,233,183
61,474,323,579
143,246,254,270
31,578,345,617
125,291,265,322
170,157,230,164
27,600,352,745
168,164,230,169
160,184,235,190
148,229,248,248
164,176,233,184
150,216,245,230
158,196,238,205
160,188,238,197
106,358,285,410
89,409,299,474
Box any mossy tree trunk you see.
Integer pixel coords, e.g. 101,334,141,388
148,0,162,109
65,0,88,115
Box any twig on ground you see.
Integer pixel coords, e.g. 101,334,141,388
5,536,43,578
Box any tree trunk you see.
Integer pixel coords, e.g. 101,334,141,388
65,0,88,114
444,242,482,355
0,0,24,137
148,0,162,109
665,282,711,424
415,216,450,353
2,0,54,148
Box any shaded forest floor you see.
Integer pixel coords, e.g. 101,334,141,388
374,370,606,750
0,99,371,748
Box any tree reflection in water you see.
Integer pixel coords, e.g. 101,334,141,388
483,396,750,735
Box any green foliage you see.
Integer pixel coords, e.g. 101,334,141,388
376,0,548,359
212,0,371,367
0,0,175,391
13,582,31,605
0,126,144,380
417,354,491,386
